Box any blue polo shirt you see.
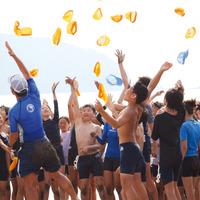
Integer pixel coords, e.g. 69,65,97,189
8,78,45,142
180,119,200,157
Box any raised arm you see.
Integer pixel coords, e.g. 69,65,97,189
115,49,129,89
149,90,165,103
68,93,74,127
5,41,31,80
147,62,172,100
52,82,59,123
95,99,131,129
65,77,82,124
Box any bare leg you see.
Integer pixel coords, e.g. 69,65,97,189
11,177,18,200
132,173,148,200
94,176,107,200
89,174,97,200
23,173,39,200
16,176,25,200
104,171,115,200
113,171,122,200
120,173,137,200
0,181,7,200
164,181,177,200
58,165,66,200
174,181,182,200
182,177,195,200
79,179,90,200
48,171,78,200
51,180,60,200
68,166,79,194
6,181,11,200
43,171,51,200
146,163,158,200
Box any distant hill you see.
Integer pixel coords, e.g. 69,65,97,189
0,33,123,95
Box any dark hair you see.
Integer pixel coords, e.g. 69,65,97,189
82,104,96,114
133,81,148,104
152,101,164,110
59,116,70,124
15,89,28,97
139,108,149,124
138,76,151,87
184,99,196,115
0,105,10,115
164,88,183,111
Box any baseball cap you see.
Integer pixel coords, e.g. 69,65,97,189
106,74,123,86
8,74,28,93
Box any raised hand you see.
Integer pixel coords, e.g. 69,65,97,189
160,62,173,72
52,82,59,93
115,49,125,63
95,99,103,113
65,76,76,87
5,41,15,57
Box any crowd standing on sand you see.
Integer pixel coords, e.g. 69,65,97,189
0,42,200,200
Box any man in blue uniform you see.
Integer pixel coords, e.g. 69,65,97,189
5,41,78,200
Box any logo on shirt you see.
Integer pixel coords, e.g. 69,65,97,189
26,104,35,113
120,146,124,152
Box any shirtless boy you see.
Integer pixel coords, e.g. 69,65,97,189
65,77,107,200
95,61,172,200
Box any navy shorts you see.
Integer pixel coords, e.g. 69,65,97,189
141,155,146,182
78,152,103,179
160,162,182,185
104,157,120,172
182,156,200,177
0,162,9,181
120,142,142,175
143,135,151,163
18,136,61,178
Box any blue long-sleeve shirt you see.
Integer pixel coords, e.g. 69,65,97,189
97,122,120,158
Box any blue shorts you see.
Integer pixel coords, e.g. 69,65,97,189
160,162,182,185
78,152,103,179
18,136,61,178
104,157,120,172
120,142,142,175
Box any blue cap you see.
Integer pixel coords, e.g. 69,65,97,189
177,49,189,64
106,74,123,86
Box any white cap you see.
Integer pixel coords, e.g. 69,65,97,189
8,74,28,93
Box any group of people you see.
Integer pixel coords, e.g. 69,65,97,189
0,43,200,200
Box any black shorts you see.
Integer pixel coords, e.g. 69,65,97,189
0,161,9,181
120,142,142,175
182,156,200,177
104,157,120,172
53,144,65,166
143,135,151,163
141,155,146,182
78,152,103,179
38,168,45,182
160,162,182,185
68,148,78,166
151,164,159,178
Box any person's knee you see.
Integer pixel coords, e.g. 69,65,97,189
44,183,50,191
106,186,113,196
97,184,104,193
54,190,60,197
